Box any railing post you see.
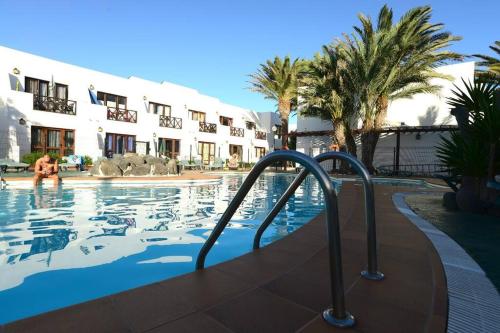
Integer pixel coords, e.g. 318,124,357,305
253,151,384,281
195,150,355,328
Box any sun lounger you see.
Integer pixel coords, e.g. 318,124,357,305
0,159,29,172
59,155,84,171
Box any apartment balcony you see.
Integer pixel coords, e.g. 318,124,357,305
159,115,182,129
107,107,137,123
230,126,244,137
199,121,217,133
33,95,77,115
255,131,267,140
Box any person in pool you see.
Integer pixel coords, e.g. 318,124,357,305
33,154,60,187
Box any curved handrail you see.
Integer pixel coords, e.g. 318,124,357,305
253,151,384,281
195,150,355,327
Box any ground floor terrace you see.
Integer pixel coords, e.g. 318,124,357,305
2,180,497,333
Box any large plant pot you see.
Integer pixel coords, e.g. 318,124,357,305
456,176,486,213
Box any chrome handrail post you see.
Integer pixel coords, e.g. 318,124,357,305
195,150,355,328
253,151,384,281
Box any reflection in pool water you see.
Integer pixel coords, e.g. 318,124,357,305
0,174,326,323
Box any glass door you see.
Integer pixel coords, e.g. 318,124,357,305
198,142,215,165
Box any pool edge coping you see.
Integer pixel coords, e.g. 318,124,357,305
393,192,500,333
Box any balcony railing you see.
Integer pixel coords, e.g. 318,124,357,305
255,131,267,140
230,126,244,137
159,115,182,129
33,95,77,115
199,121,217,133
107,107,137,123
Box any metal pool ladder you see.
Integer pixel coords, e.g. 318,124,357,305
195,150,383,328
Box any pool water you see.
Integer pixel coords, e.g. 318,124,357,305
0,174,327,323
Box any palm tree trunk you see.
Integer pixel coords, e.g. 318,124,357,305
361,96,388,173
331,119,349,172
344,125,357,158
278,99,290,150
278,99,291,171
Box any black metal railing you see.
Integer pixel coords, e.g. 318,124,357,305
230,126,244,137
33,95,77,115
377,163,450,177
159,115,182,129
255,131,266,140
107,107,137,123
199,121,217,133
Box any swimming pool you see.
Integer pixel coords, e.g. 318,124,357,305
0,173,433,323
0,174,328,323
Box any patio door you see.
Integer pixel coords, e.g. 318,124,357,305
198,142,215,165
31,126,75,157
159,138,180,159
105,133,135,158
229,144,243,161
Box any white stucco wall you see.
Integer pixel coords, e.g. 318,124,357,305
0,46,270,163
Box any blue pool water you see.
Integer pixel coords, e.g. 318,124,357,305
0,174,328,323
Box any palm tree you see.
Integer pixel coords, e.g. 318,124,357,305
249,56,306,150
300,45,358,157
339,5,461,172
473,41,500,81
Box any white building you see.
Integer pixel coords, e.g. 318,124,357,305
0,46,270,164
296,61,475,171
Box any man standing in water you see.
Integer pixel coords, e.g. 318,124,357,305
33,154,60,186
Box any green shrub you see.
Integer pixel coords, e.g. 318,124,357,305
21,152,63,166
83,155,93,166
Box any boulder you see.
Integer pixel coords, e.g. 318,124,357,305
118,159,133,172
167,159,178,174
145,156,166,166
151,163,169,175
98,160,122,176
123,154,145,167
128,164,151,176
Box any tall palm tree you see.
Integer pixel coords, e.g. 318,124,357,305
249,56,306,150
473,41,500,80
300,45,358,157
339,5,461,172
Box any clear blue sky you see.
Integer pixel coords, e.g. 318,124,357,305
1,0,498,123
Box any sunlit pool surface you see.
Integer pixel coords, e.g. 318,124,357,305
0,174,330,323
0,174,431,323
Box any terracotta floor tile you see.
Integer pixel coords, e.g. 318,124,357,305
148,313,232,333
206,288,316,333
298,315,361,333
4,298,128,333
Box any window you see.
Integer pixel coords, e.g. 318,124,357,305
189,110,206,122
198,141,215,165
229,144,243,161
149,102,171,116
246,121,256,130
275,125,282,139
55,83,68,100
105,133,135,158
219,116,233,126
31,126,75,157
158,138,180,159
255,147,266,159
25,77,49,96
97,92,127,109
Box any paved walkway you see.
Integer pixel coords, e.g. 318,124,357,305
1,183,448,333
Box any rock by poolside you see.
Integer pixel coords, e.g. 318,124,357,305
90,153,176,177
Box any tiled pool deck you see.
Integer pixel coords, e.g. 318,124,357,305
1,183,450,332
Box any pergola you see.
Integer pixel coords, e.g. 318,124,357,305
290,125,458,174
